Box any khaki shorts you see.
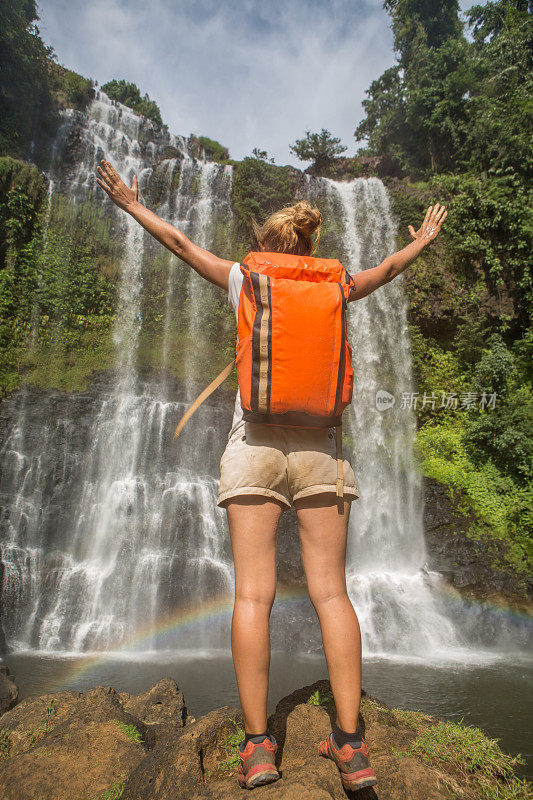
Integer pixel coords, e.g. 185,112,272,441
217,422,360,509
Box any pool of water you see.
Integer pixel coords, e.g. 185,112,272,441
3,648,532,779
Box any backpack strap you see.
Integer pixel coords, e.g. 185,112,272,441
173,359,236,440
336,421,344,499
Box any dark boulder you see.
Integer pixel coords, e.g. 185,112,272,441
0,665,18,716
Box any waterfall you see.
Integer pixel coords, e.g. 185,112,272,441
0,92,234,653
0,92,514,659
304,177,463,658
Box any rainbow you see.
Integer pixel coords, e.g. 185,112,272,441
42,586,311,692
39,581,532,694
431,578,533,624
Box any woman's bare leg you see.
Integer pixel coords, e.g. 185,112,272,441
294,493,361,732
225,495,285,734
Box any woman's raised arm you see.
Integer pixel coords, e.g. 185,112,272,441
348,203,447,302
96,160,234,290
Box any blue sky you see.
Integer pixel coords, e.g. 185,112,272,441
37,0,481,167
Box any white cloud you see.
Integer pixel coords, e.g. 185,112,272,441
37,0,484,165
37,0,396,166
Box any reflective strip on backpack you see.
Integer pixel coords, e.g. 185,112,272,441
250,272,272,414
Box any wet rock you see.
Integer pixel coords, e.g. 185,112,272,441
0,562,10,656
305,154,402,181
0,680,190,799
0,677,526,799
0,665,18,715
276,507,305,586
121,705,243,800
422,476,530,604
0,375,235,652
119,677,194,734
0,685,149,799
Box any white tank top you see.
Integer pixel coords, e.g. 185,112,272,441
226,262,245,439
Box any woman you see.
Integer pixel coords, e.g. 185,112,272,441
96,159,447,791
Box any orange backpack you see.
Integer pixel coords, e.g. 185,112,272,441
174,251,356,498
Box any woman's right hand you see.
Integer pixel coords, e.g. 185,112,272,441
408,203,447,245
96,160,139,213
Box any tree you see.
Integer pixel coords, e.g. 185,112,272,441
0,0,57,158
356,0,532,178
102,79,165,129
289,129,347,169
252,147,275,163
358,0,473,174
383,0,463,66
460,1,533,179
354,65,410,167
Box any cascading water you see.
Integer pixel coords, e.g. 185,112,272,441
0,92,234,652
172,160,233,401
0,92,515,659
307,178,462,657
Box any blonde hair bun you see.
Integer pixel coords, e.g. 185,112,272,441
252,200,322,256
290,201,321,236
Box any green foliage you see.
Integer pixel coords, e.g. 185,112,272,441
0,157,47,213
389,172,532,334
390,707,433,729
355,66,409,168
0,166,121,393
0,729,11,760
307,688,335,709
98,777,127,799
453,315,493,366
427,172,531,330
384,0,463,59
414,420,532,576
460,1,533,180
251,147,275,163
0,157,47,267
411,322,532,481
203,717,244,779
410,311,532,579
408,328,470,419
356,0,533,181
0,1,57,158
231,157,300,249
102,79,165,129
48,61,94,110
465,343,532,483
115,721,143,744
394,717,530,800
21,329,116,393
470,334,514,397
189,135,229,162
0,2,97,162
512,328,533,385
290,129,347,168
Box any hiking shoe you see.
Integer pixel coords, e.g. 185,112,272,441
237,735,280,790
318,731,378,791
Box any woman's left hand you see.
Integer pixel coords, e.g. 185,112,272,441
96,159,138,212
408,202,447,245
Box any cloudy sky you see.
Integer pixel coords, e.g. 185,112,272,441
37,0,480,167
